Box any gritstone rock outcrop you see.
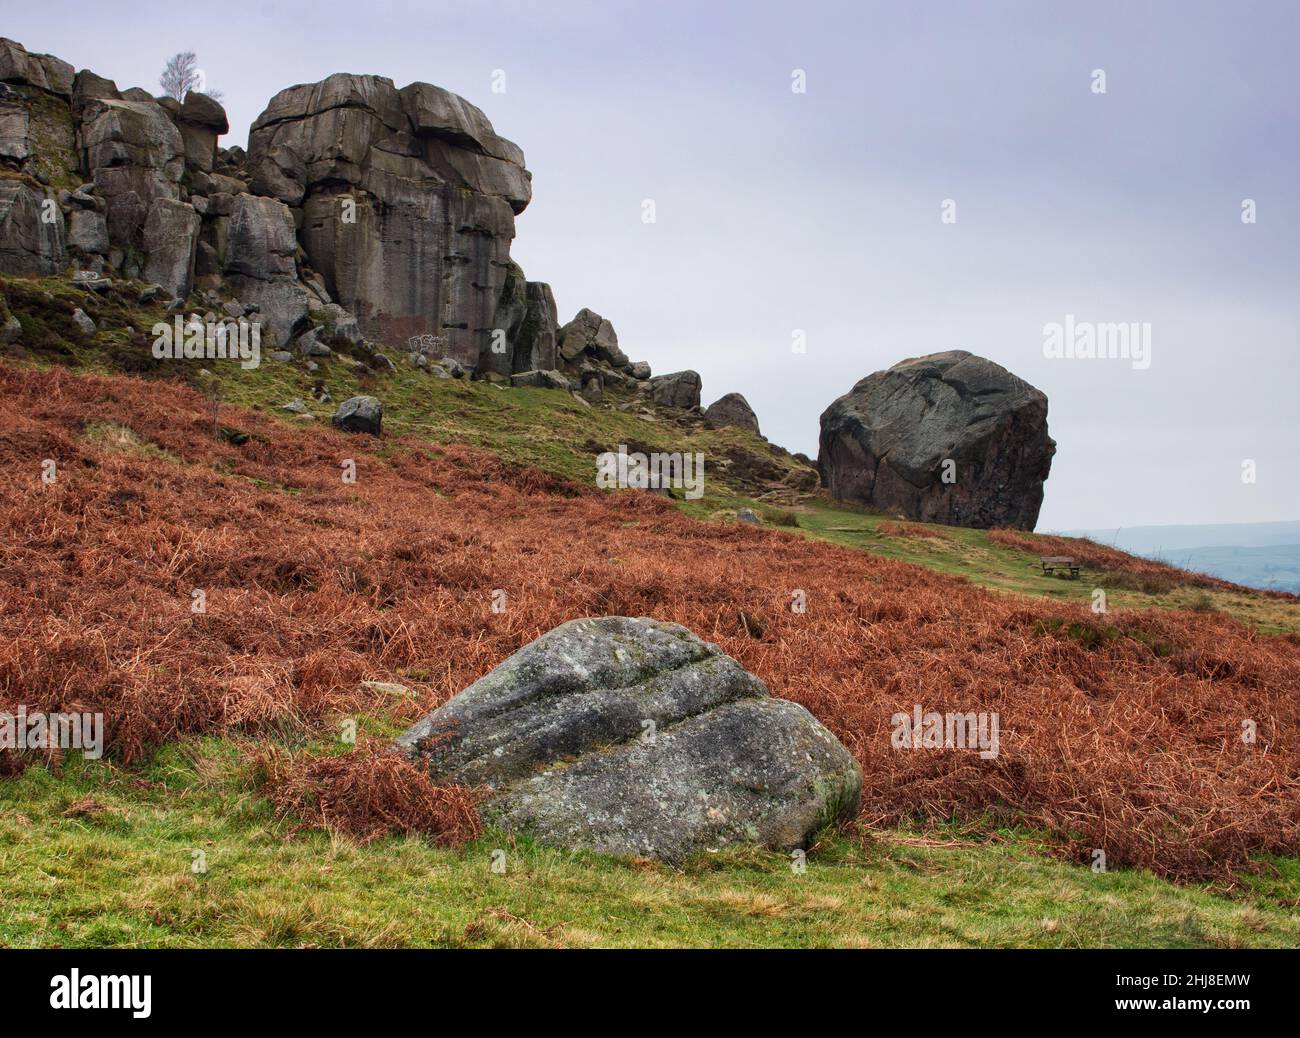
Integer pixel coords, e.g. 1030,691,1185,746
0,36,668,393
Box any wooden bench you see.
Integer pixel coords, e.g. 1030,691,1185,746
1040,555,1080,578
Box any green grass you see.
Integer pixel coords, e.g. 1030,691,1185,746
212,355,805,515
795,500,1300,635
82,420,184,464
4,743,1298,948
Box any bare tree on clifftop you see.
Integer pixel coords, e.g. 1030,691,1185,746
159,51,222,102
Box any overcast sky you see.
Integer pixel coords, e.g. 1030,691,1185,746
8,0,1298,529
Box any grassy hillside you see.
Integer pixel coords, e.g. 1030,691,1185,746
796,506,1300,636
4,271,1295,633
5,745,1299,948
3,271,1300,948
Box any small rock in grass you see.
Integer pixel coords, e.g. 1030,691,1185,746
331,395,381,435
71,308,96,335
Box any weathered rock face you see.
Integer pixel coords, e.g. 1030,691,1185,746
0,35,675,395
0,180,64,275
0,39,73,99
248,73,531,368
223,193,296,280
0,46,74,275
79,97,185,251
0,93,30,163
201,133,306,343
704,392,760,434
478,259,530,378
396,616,861,863
818,350,1054,530
515,280,558,373
140,198,199,298
66,207,107,257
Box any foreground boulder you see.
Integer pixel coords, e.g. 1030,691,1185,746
818,350,1054,530
396,617,861,862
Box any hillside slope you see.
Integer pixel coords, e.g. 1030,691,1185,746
4,270,1300,946
4,270,1294,632
3,358,1299,882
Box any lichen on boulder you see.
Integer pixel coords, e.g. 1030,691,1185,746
396,616,862,863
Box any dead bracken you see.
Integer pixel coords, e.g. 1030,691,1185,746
1,364,1299,881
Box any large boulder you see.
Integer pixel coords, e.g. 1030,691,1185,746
223,273,310,349
176,91,228,173
70,70,120,119
818,350,1055,530
396,616,862,862
0,38,73,97
0,39,32,85
223,193,296,280
332,395,382,435
704,392,760,434
649,369,702,410
67,207,108,257
557,307,627,368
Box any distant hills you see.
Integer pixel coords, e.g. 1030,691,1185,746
1054,521,1300,594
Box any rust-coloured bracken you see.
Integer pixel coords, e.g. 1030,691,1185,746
2,365,1298,880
